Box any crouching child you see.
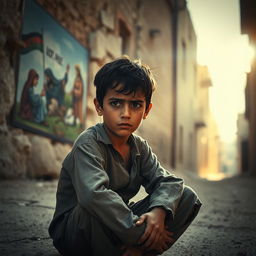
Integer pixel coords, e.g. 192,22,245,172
49,56,202,256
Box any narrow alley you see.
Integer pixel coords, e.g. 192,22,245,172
0,171,255,256
0,0,255,255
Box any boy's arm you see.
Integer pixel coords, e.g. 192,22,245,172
139,139,184,220
67,141,145,246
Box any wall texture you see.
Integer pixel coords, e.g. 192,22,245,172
175,6,197,172
0,0,179,179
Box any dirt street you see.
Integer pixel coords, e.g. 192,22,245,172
0,171,255,256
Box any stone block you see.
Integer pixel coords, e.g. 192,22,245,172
27,136,60,179
106,33,122,58
0,58,15,118
89,30,106,60
0,132,31,179
100,9,115,30
53,143,72,166
61,1,80,19
89,61,100,86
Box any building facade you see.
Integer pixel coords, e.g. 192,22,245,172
174,3,198,173
194,65,220,179
0,0,208,178
240,0,256,175
237,113,249,174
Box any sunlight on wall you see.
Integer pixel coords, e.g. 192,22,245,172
187,0,255,178
187,0,253,143
208,35,253,142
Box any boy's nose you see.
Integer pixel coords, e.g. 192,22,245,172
121,104,131,118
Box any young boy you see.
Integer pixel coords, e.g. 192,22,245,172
49,56,202,256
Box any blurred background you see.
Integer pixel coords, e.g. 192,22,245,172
187,0,254,180
0,0,255,181
1,1,256,255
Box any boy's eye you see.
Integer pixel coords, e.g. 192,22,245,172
131,102,142,109
110,101,121,107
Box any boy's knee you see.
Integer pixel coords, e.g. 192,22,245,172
183,186,200,203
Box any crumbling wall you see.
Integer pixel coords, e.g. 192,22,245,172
0,0,139,179
0,0,174,179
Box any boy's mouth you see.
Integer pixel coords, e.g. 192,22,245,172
118,123,132,127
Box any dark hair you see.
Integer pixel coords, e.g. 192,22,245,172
94,56,156,109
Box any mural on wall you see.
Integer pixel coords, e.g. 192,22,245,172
12,0,89,143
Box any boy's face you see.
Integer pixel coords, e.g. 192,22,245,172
94,85,152,141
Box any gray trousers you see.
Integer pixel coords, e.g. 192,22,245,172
53,186,202,256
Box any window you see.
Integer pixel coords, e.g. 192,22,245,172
182,40,186,80
118,19,131,55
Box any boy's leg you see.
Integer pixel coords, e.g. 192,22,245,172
55,205,122,256
130,185,202,254
166,185,202,243
130,185,201,229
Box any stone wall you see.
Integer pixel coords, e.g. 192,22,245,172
0,1,37,179
0,0,138,179
137,0,174,165
0,0,176,179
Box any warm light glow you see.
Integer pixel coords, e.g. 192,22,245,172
247,44,255,69
200,172,228,181
200,136,207,144
187,0,250,143
208,36,251,142
187,0,249,178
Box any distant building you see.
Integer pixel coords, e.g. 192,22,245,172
240,0,256,175
194,65,220,179
237,113,249,173
173,2,198,172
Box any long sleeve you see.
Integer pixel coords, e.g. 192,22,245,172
139,140,184,218
66,139,145,245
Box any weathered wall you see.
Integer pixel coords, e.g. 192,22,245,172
175,6,197,172
0,0,177,179
0,1,67,179
137,0,174,165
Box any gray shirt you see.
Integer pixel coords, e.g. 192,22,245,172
49,123,184,245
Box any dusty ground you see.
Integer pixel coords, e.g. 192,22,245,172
0,170,255,256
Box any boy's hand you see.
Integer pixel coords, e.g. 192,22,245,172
136,207,174,253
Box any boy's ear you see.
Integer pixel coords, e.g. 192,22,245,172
143,103,152,119
94,98,103,116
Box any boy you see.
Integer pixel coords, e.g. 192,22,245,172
49,56,202,256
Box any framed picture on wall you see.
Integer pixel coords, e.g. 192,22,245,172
12,0,89,143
